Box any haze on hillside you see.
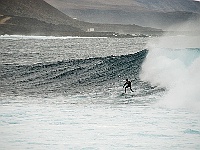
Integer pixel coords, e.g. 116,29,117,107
44,0,200,30
0,0,163,36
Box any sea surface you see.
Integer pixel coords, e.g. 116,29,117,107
0,35,200,150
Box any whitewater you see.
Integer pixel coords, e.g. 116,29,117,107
0,35,200,150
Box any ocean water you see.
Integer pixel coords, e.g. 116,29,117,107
0,35,200,150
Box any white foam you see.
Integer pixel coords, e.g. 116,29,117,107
140,35,200,110
0,34,107,39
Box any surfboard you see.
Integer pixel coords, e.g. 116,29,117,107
120,93,126,96
119,93,135,98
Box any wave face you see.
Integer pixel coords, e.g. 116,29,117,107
1,50,152,97
140,47,200,109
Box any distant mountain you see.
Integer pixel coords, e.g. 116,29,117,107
0,15,83,36
0,0,84,28
44,0,200,29
0,0,85,35
0,0,162,36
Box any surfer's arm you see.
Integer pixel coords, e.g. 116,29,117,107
123,82,127,88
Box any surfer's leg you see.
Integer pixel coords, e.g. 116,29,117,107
130,87,134,92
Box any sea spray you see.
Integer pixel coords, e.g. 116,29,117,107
140,36,200,109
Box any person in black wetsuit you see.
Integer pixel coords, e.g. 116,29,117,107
123,79,133,93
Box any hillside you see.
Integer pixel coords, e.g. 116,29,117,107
0,0,84,28
0,0,162,36
44,0,200,29
0,15,83,36
0,0,85,35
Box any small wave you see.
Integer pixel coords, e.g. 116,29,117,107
0,34,108,39
184,129,200,135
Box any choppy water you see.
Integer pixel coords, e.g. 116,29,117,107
0,35,200,150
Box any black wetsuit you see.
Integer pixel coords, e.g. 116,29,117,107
124,80,133,93
125,81,131,88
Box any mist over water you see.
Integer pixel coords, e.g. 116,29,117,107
140,33,200,109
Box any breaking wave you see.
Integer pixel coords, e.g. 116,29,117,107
140,46,200,109
1,49,155,97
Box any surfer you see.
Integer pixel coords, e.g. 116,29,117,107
123,79,134,93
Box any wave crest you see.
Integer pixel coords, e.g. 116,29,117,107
1,50,148,96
